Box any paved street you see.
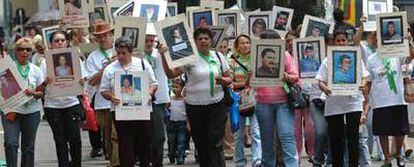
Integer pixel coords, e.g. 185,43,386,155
0,120,413,166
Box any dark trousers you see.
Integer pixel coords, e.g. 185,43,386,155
114,119,152,167
167,120,186,160
44,105,82,167
326,111,361,167
151,103,166,167
186,100,226,167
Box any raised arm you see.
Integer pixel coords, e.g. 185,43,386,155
158,44,184,78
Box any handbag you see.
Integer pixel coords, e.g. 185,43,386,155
230,55,255,116
216,52,234,107
228,90,240,133
283,83,308,109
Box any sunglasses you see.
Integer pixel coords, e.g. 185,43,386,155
16,48,32,52
53,38,66,43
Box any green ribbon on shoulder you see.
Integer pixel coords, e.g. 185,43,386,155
199,51,218,97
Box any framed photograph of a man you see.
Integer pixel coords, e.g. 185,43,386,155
0,56,33,112
327,46,362,95
247,11,271,39
376,12,409,59
250,39,285,87
154,14,200,68
216,10,241,40
166,2,177,17
132,0,167,23
293,37,326,83
42,25,60,50
271,6,294,38
59,0,89,28
45,47,83,97
209,26,228,50
189,9,215,29
115,71,151,120
300,15,334,38
363,0,393,31
114,16,146,54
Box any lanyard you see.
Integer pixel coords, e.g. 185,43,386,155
99,47,110,59
199,51,218,97
145,51,154,66
382,58,397,94
16,62,30,80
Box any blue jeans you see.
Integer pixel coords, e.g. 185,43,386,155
309,100,331,166
1,111,40,167
255,103,298,167
234,114,261,166
359,125,371,167
167,120,186,161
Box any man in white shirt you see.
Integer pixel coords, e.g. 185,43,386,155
144,28,171,166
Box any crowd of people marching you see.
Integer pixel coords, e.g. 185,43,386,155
2,3,414,167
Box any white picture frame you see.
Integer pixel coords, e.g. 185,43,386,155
132,0,168,24
113,0,135,18
271,6,294,38
250,39,285,87
0,56,33,113
363,0,393,31
246,11,271,39
115,71,151,120
327,46,362,96
108,0,130,22
376,12,409,59
300,15,334,38
114,16,147,54
154,14,200,69
45,47,84,98
188,8,216,30
216,9,241,40
42,25,60,50
89,4,111,26
59,0,90,28
292,37,326,83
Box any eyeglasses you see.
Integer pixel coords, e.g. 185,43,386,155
96,33,112,39
53,38,66,43
16,48,32,52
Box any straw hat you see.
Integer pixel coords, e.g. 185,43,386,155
13,37,34,50
92,21,114,35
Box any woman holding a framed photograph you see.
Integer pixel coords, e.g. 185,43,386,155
1,37,44,167
160,27,232,167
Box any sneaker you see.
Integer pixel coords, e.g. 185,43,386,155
90,148,103,158
397,158,406,167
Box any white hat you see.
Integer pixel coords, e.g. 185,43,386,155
146,23,157,36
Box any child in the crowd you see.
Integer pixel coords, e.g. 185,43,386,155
167,77,188,165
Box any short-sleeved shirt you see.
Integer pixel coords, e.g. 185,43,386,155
85,48,114,110
228,54,250,84
180,50,230,105
14,63,44,114
366,53,406,109
315,58,369,116
100,57,158,112
145,49,170,104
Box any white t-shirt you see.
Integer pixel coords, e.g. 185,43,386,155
315,58,369,116
31,52,44,67
145,49,170,104
180,50,230,105
14,63,44,114
40,58,87,109
360,42,376,64
100,57,158,112
366,53,406,109
85,48,114,110
169,98,186,121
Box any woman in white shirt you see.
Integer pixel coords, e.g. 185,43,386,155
100,37,158,167
1,37,44,167
37,30,86,167
160,27,233,167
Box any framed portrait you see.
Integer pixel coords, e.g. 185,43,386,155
79,43,98,59
42,25,60,50
114,71,151,120
363,0,393,31
376,12,409,59
45,47,84,98
327,46,362,95
209,26,228,50
113,0,135,18
246,11,271,39
271,6,294,38
154,14,200,68
59,0,89,28
189,9,215,30
293,37,326,83
250,39,285,87
0,56,33,113
166,2,178,17
216,9,241,40
300,15,334,38
114,16,146,54
200,0,225,10
132,0,167,23
89,5,110,26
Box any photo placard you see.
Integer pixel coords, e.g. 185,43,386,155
42,25,60,50
188,8,216,30
293,37,326,83
59,0,90,28
246,11,271,39
363,0,393,31
376,12,409,59
300,15,334,38
271,6,294,38
114,16,146,54
216,9,241,40
166,2,178,17
209,26,227,50
200,0,224,10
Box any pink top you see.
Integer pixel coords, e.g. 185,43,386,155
255,51,298,104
